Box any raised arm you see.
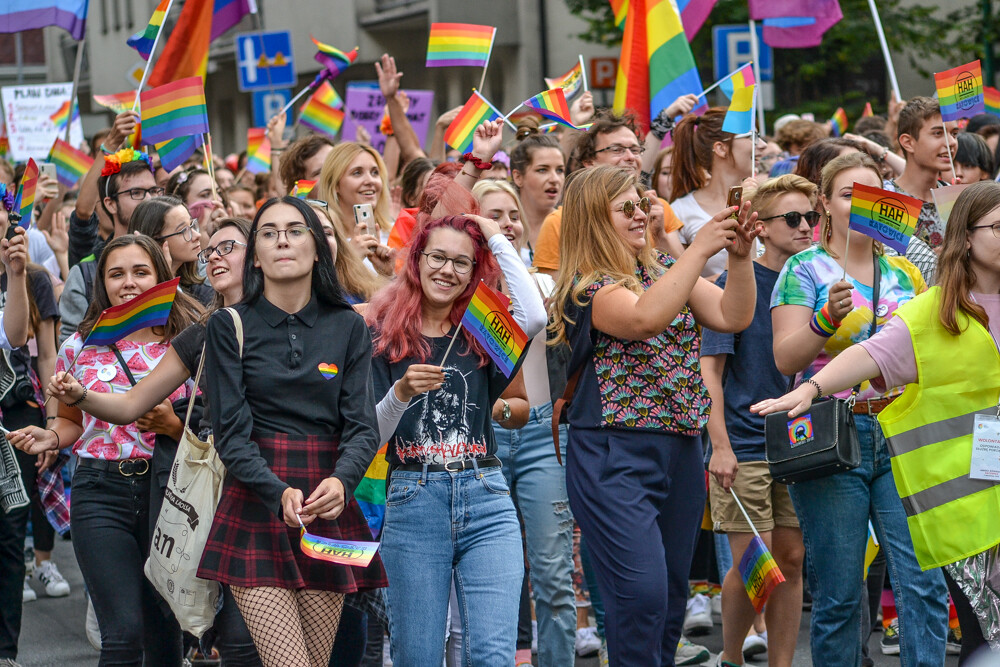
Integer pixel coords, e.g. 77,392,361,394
376,54,425,166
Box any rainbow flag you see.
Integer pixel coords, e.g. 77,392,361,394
299,97,344,139
310,36,358,77
354,444,388,538
48,138,93,188
84,277,180,347
830,107,848,137
313,80,343,110
848,182,922,254
291,180,316,199
545,60,585,99
930,183,973,225
935,59,985,122
146,0,249,87
459,281,528,377
244,128,270,174
861,102,874,118
154,134,202,172
986,87,1000,117
445,91,502,154
720,63,756,99
12,159,38,227
426,22,496,68
739,535,785,613
611,0,717,40
299,528,380,568
722,84,755,135
94,90,138,114
49,99,79,131
140,77,209,145
523,89,579,129
127,0,170,60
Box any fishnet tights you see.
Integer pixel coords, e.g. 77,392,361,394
230,586,344,667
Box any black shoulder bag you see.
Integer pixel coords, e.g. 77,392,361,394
764,253,881,484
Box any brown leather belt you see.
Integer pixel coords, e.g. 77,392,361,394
851,397,896,415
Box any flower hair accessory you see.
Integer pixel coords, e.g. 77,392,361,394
101,148,153,177
0,184,14,213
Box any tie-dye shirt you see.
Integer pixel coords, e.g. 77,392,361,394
770,246,926,400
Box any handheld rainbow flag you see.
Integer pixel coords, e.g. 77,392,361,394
426,23,496,68
299,97,344,139
545,60,585,98
84,277,180,347
445,91,502,154
354,444,388,538
719,62,756,99
522,89,580,129
155,135,203,173
11,159,38,227
848,182,922,254
985,87,1000,118
127,0,170,60
244,128,271,174
48,138,94,188
291,180,316,199
935,59,985,122
830,107,848,137
49,99,79,132
310,36,358,78
722,84,755,135
739,534,785,613
930,183,973,225
313,80,343,110
861,102,874,118
458,281,528,377
140,77,209,145
94,91,138,114
298,523,380,567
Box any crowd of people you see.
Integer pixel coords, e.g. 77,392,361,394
0,47,999,667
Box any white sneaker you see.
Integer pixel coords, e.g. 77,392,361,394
683,593,713,635
742,630,768,660
85,596,101,650
711,594,722,619
575,627,601,657
676,635,710,665
34,560,70,597
22,577,36,603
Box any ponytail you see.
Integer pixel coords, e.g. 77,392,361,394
669,108,732,200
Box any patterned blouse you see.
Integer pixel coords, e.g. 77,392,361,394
565,252,710,435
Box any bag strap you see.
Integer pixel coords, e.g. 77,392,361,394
551,364,583,465
222,307,245,356
112,345,138,386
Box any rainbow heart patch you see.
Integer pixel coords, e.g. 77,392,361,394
317,363,339,379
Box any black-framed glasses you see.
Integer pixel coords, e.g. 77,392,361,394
760,210,822,229
594,144,645,157
617,197,652,219
421,251,475,274
198,239,246,263
256,224,312,248
970,222,1000,239
156,220,199,242
114,186,165,201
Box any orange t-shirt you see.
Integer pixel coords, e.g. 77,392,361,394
532,198,683,272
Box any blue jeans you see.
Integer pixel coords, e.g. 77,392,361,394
382,463,523,666
494,402,576,667
788,414,948,667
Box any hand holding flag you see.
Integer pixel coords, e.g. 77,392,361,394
12,159,39,227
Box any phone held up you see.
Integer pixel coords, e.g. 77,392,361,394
727,186,742,219
353,203,374,237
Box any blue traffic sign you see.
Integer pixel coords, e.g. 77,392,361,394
712,25,773,83
235,30,295,92
252,88,291,127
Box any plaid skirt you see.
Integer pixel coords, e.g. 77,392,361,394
197,432,387,592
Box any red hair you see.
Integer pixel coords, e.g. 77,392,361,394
367,215,501,365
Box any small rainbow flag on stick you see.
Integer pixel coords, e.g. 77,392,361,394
985,86,1000,118
244,128,271,174
448,281,528,377
861,102,874,118
545,59,586,98
291,180,316,199
720,63,756,99
84,277,180,347
354,444,388,538
722,84,755,135
299,96,344,139
830,107,848,137
298,520,380,567
12,159,38,227
313,80,343,110
522,89,581,129
140,77,209,145
445,91,502,154
93,91,138,114
48,138,93,188
127,0,170,60
155,135,203,173
849,182,922,254
49,99,79,131
730,490,785,613
935,59,985,122
310,36,358,78
426,23,496,68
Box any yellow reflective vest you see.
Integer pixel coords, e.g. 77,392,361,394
879,286,1000,570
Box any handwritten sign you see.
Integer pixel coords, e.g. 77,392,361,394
1,82,83,162
341,82,434,154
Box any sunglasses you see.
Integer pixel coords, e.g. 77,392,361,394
760,210,822,229
618,197,652,219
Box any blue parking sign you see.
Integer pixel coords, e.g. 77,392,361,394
252,89,291,127
236,31,295,92
712,25,772,83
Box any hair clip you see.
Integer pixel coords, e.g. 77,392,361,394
175,171,189,185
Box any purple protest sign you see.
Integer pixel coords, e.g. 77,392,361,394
341,82,435,153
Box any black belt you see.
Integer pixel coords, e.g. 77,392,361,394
394,455,501,473
78,457,151,477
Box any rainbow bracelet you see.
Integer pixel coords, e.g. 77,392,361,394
809,303,841,337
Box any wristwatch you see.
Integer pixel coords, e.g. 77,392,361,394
499,398,511,422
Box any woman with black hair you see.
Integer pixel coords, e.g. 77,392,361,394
198,196,385,667
954,132,996,184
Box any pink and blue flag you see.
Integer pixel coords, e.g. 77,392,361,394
749,0,842,49
676,0,717,40
0,0,89,40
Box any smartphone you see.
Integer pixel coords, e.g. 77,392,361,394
727,186,742,219
353,203,374,237
38,162,57,183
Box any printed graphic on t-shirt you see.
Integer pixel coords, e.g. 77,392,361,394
394,366,488,464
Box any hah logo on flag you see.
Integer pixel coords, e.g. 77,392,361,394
957,70,979,110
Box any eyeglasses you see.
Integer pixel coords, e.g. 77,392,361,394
256,224,312,247
156,220,199,242
970,222,1000,239
115,186,165,201
617,197,652,219
421,251,475,274
760,210,822,229
594,144,645,157
304,199,329,209
198,239,246,263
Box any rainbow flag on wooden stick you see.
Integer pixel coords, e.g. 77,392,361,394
298,524,380,567
140,77,209,145
48,138,93,188
127,0,170,60
84,277,180,347
244,128,271,174
426,22,496,68
935,59,985,122
522,89,581,129
291,180,316,199
545,60,585,98
445,91,502,154
12,159,38,227
312,80,343,110
459,281,528,377
849,183,921,254
739,534,785,613
299,96,344,139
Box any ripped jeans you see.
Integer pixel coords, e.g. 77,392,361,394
494,402,577,667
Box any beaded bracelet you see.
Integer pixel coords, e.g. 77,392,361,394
68,385,88,407
804,378,823,399
462,152,493,171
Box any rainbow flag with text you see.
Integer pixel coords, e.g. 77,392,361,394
935,59,985,122
459,281,527,377
739,535,785,613
849,183,921,254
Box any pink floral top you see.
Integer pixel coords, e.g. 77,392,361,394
56,334,193,460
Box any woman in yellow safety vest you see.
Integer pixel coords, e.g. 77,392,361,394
753,179,1000,658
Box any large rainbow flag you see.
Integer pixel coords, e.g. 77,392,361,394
459,281,528,377
148,0,250,87
849,183,922,254
609,0,717,40
48,138,93,188
739,535,785,613
299,527,380,568
140,77,209,145
127,0,170,60
445,91,502,154
935,59,985,122
84,277,181,347
426,23,496,68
